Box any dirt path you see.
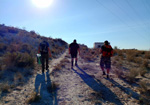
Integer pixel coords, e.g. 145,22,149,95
1,51,140,105
52,54,140,105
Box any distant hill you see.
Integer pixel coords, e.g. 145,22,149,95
0,24,68,99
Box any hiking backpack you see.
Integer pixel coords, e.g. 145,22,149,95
101,45,113,57
40,41,48,53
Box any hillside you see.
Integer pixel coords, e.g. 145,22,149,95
0,24,68,102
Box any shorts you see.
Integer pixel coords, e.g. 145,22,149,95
71,53,77,58
100,56,111,69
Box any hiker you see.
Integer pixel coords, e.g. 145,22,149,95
38,39,52,73
69,39,80,68
100,40,113,78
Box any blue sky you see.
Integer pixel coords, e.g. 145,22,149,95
0,0,150,50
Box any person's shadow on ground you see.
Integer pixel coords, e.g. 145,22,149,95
108,79,140,100
34,71,58,105
72,65,123,105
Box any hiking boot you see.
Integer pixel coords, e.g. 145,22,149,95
107,75,109,79
103,71,106,75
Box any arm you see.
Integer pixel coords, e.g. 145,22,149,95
38,46,40,54
48,47,52,58
100,48,102,54
78,48,80,56
111,47,113,57
69,48,71,54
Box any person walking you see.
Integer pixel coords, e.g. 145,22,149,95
69,39,80,68
100,40,113,78
38,39,52,73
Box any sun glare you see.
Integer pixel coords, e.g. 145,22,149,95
32,0,53,8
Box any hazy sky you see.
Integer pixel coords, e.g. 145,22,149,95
0,0,150,50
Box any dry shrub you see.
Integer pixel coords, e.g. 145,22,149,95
139,67,147,77
65,54,70,58
14,72,24,83
112,58,124,78
53,64,63,71
145,51,150,59
138,81,150,104
26,91,41,104
0,82,11,93
126,68,139,83
61,58,70,63
54,58,67,69
134,57,142,64
116,49,124,57
3,52,35,69
80,45,99,62
142,59,149,69
126,54,135,62
83,54,95,62
125,49,141,62
114,68,124,78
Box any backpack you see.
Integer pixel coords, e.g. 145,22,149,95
101,45,113,57
40,41,48,53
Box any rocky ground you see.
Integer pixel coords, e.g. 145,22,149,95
0,51,142,105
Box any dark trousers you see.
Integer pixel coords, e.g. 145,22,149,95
71,53,78,67
41,54,49,72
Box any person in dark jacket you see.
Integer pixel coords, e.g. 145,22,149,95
100,40,113,78
38,39,52,73
69,39,80,68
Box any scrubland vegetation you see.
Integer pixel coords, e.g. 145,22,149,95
0,24,67,98
80,45,150,104
113,48,150,104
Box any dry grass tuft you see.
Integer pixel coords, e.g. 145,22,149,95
139,67,147,77
0,82,11,93
26,91,41,104
138,81,150,104
126,68,139,83
14,72,24,83
61,58,70,63
142,59,149,69
53,58,67,71
145,51,150,59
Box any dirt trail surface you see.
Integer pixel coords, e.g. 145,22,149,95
52,54,140,105
1,51,140,105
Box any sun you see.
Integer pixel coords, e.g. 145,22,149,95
32,0,53,8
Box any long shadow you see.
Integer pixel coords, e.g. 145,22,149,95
72,66,123,105
46,71,58,105
108,79,140,100
34,71,58,105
